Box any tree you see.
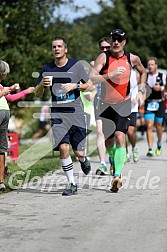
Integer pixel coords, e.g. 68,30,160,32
123,0,167,67
0,0,70,90
0,0,74,127
86,0,167,67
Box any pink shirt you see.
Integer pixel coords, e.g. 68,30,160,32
0,85,28,101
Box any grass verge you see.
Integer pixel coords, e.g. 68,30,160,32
2,136,98,194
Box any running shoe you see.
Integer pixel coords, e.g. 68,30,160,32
0,183,6,191
109,157,115,175
79,157,91,175
132,148,139,162
124,154,131,164
146,149,154,157
62,183,77,196
155,146,162,156
110,176,122,193
95,163,108,175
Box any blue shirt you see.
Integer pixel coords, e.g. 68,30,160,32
37,59,89,113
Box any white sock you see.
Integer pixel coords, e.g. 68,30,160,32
60,156,75,185
100,161,106,166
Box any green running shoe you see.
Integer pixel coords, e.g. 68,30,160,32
155,146,162,156
95,163,108,175
146,149,154,157
132,148,139,162
124,154,131,164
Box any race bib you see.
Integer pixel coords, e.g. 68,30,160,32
147,101,159,111
55,90,75,104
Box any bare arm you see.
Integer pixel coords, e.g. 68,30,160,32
35,77,52,97
131,54,147,88
130,53,147,105
90,53,109,84
35,82,45,97
0,88,11,98
61,81,94,93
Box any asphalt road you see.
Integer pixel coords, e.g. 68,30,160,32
0,133,167,252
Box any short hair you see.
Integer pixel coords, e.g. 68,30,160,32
0,60,10,79
52,37,67,48
147,57,158,64
98,35,111,47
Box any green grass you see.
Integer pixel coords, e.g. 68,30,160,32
3,147,60,192
3,136,98,193
1,133,143,194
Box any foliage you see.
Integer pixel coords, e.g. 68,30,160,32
4,147,59,192
125,0,167,66
0,0,70,89
1,0,167,85
3,137,98,192
92,0,167,67
0,0,167,136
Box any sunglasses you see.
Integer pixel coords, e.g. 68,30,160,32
100,46,111,51
112,36,124,42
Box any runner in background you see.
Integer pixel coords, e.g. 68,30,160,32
32,105,51,139
126,68,140,163
163,89,167,142
144,57,167,157
83,36,112,175
136,105,145,139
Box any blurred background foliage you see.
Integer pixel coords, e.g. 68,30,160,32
0,0,167,136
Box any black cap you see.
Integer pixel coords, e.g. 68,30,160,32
110,29,126,39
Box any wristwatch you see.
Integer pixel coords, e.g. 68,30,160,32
76,83,80,89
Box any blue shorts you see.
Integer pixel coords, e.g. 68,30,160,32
144,100,165,123
144,113,163,123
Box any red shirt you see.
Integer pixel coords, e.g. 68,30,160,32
101,52,131,103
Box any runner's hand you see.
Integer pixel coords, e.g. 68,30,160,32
136,92,144,107
61,83,76,92
108,66,126,79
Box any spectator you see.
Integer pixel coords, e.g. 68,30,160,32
0,60,35,189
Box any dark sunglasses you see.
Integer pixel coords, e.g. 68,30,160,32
100,46,111,51
112,36,124,42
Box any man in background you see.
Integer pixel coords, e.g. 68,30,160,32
144,57,167,157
